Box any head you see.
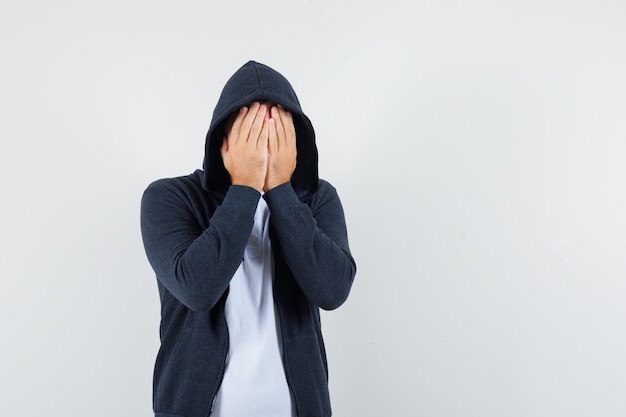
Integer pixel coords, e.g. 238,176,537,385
203,61,319,198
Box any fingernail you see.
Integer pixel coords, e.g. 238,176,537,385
240,107,247,113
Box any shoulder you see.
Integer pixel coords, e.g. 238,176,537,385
144,170,202,192
309,178,342,206
142,170,205,206
317,178,334,190
316,178,339,195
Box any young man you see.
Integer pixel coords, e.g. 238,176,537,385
140,60,356,417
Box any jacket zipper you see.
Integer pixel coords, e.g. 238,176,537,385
274,299,300,417
269,229,300,417
207,322,229,416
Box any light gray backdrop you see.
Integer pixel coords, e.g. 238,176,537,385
1,0,625,416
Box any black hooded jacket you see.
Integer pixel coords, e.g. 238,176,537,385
140,61,356,417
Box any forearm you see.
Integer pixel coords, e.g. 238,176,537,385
264,182,356,310
141,183,261,311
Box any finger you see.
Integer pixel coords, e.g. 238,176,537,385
279,107,296,148
220,136,229,163
239,102,261,143
247,103,267,144
268,114,277,152
229,106,248,144
274,106,286,149
258,115,270,149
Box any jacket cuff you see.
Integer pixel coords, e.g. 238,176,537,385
222,185,262,213
262,182,300,216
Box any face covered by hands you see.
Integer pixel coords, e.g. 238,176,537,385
221,101,297,193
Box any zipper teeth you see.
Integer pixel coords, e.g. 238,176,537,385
268,232,300,417
208,346,228,416
208,318,229,417
271,240,299,417
274,301,299,417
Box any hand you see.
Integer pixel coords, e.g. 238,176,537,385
264,105,297,192
221,102,269,192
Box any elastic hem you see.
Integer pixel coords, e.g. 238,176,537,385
263,182,300,215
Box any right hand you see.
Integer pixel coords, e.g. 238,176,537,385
220,102,269,192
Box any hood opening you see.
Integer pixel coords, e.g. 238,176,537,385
202,61,319,199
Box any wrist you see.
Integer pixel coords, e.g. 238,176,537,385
264,177,291,192
231,176,264,192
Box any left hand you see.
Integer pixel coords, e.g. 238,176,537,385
264,105,297,192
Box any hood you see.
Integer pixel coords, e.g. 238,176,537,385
202,60,319,198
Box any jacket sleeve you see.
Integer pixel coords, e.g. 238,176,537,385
140,180,261,312
263,181,356,310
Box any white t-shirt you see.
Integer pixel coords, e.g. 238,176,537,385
212,197,295,417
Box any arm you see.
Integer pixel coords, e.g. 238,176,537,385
264,181,356,310
140,180,261,312
140,103,270,311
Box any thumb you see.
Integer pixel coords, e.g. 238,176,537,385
220,136,229,159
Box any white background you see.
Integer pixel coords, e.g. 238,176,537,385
1,1,625,416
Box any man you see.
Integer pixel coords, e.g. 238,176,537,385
140,61,356,417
